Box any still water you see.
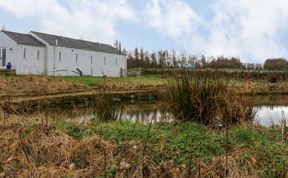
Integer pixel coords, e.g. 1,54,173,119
49,101,288,127
254,106,288,126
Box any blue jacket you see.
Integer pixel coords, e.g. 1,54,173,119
6,63,12,69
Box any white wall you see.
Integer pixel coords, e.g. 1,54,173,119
1,31,127,77
0,32,46,75
49,46,126,77
14,45,46,75
0,32,17,69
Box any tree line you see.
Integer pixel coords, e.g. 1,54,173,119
124,47,262,70
114,44,287,70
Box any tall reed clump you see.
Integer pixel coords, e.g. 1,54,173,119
93,91,118,121
165,76,255,126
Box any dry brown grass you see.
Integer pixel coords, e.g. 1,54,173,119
229,80,288,94
2,105,288,178
0,122,111,177
165,78,255,126
0,116,286,178
100,78,164,91
0,75,85,95
0,118,178,178
195,148,257,178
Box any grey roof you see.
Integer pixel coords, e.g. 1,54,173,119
1,30,45,47
31,31,125,55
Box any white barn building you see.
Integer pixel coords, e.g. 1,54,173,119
0,30,127,77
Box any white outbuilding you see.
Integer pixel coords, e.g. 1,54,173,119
0,30,127,77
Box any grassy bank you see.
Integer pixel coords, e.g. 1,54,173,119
0,75,165,96
62,76,165,90
2,74,288,97
0,75,86,96
55,120,287,177
0,115,287,177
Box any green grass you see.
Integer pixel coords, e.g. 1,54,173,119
61,76,165,87
54,120,288,177
59,76,104,87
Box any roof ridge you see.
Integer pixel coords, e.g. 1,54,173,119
2,30,30,36
31,31,125,55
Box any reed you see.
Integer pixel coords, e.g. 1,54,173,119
93,91,118,121
165,75,255,126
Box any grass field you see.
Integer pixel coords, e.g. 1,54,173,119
62,76,165,87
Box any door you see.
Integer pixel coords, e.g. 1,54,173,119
0,49,6,67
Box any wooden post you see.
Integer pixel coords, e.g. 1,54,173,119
281,111,286,143
282,118,287,143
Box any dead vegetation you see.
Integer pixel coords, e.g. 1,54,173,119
0,115,287,178
0,119,176,178
165,77,255,126
100,78,164,91
229,80,288,94
0,75,85,95
194,149,258,178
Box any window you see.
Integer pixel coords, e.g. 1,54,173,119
23,48,26,59
115,58,118,66
76,54,78,63
37,50,40,59
91,55,93,64
59,52,62,62
104,57,106,65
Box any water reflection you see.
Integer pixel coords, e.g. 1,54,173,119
254,106,288,127
41,100,288,127
64,102,173,124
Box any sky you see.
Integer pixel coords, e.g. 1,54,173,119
1,0,288,63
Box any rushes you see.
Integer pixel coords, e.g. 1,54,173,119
93,91,118,121
165,75,255,126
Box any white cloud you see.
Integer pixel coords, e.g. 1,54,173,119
0,0,136,43
2,0,288,62
206,0,288,63
144,0,288,63
144,0,201,39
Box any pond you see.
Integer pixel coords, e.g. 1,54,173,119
254,106,288,126
40,98,288,127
